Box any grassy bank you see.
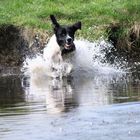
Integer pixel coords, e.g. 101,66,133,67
0,0,140,40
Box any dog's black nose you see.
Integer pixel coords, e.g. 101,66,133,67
67,38,72,44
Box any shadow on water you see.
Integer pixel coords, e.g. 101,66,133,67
0,76,25,107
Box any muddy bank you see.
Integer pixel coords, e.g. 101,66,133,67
0,24,49,68
107,23,140,62
0,25,28,67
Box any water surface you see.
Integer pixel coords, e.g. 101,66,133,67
0,39,140,140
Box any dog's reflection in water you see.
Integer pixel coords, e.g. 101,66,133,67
26,75,77,113
46,77,76,113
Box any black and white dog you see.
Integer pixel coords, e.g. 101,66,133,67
43,15,81,65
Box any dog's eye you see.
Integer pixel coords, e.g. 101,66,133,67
61,32,66,37
68,31,74,36
60,30,66,36
61,33,65,36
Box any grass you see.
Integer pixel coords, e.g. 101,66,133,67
0,0,140,40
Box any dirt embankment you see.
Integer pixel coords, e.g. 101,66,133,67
107,23,140,62
0,25,50,68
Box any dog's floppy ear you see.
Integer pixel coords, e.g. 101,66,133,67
50,15,60,28
72,21,82,31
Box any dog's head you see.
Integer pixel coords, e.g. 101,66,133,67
50,15,81,55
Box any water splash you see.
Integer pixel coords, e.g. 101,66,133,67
67,39,126,77
22,39,126,79
21,39,140,113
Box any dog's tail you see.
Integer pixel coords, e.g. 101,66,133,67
50,15,59,27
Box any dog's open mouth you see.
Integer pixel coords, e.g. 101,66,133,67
64,43,74,50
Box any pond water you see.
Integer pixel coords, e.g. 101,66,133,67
0,39,140,140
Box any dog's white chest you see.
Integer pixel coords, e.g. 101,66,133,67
43,35,62,63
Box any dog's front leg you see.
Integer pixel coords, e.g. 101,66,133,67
50,51,63,77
